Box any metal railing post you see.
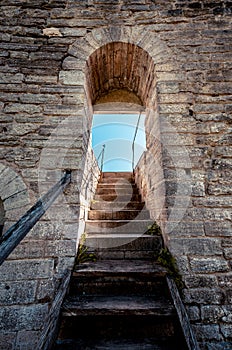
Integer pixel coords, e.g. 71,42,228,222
100,144,105,172
132,112,142,171
97,144,106,173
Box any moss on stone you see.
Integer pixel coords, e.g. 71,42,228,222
75,233,97,264
146,222,162,236
157,247,184,291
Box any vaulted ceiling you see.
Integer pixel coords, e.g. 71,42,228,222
86,42,156,107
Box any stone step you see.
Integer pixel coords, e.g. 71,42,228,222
102,172,133,179
90,200,145,210
73,260,167,276
69,260,167,297
88,209,150,220
94,193,141,201
56,314,182,344
86,220,153,232
96,187,139,195
92,250,155,260
99,177,135,184
54,337,181,350
62,295,175,317
97,183,137,189
85,233,161,249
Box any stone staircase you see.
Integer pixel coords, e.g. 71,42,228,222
85,172,161,260
54,172,188,349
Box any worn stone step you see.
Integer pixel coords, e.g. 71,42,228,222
86,220,153,232
56,314,181,343
99,177,135,184
73,260,167,276
94,193,141,201
102,172,133,179
94,250,156,260
88,209,150,220
96,187,139,195
90,200,145,210
62,295,175,317
69,275,167,297
85,233,161,250
97,183,137,189
54,337,181,350
69,260,167,297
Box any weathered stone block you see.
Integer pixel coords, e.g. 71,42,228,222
54,257,75,278
184,275,218,289
156,81,180,94
170,238,222,256
62,56,85,70
166,221,205,237
0,303,49,331
183,288,224,305
28,221,62,240
36,278,54,303
201,305,224,323
4,190,30,211
218,274,232,288
223,248,232,260
59,70,84,85
10,241,45,259
0,176,27,200
0,281,37,305
204,221,232,237
186,305,200,321
4,103,42,114
205,342,232,350
0,259,54,281
190,257,229,273
0,73,24,83
220,324,232,339
193,324,222,341
24,75,58,84
0,332,16,350
15,330,40,350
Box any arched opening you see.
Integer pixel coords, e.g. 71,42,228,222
0,197,5,236
85,42,157,172
84,41,166,233
92,112,146,172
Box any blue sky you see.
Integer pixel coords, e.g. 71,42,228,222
92,114,146,172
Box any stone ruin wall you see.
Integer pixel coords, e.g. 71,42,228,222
0,0,231,349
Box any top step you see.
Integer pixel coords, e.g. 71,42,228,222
102,172,133,179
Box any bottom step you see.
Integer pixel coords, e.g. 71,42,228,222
55,337,182,350
55,314,188,348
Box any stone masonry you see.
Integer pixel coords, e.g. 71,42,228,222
0,1,232,349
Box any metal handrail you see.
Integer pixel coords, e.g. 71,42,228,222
97,144,105,172
0,170,71,265
132,111,142,171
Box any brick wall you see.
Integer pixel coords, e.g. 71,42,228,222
0,0,231,348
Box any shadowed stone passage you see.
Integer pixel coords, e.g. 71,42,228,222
54,172,188,349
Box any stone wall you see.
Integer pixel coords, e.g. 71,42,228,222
0,0,231,349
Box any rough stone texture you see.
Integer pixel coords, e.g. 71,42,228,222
0,0,231,348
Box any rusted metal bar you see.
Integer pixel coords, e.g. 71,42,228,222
0,170,71,266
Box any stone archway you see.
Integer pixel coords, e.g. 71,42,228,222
59,24,193,259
